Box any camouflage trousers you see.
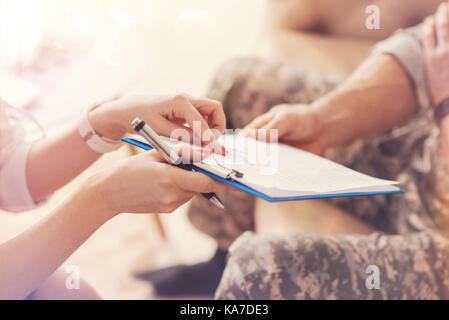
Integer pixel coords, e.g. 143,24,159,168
187,57,449,299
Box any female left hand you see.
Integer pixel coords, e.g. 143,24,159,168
88,93,226,154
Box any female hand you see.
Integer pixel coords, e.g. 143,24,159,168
89,94,226,154
242,104,324,154
85,146,234,216
422,2,449,165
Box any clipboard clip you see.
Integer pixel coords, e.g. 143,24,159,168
229,169,244,179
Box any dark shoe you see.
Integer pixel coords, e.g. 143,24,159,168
135,249,227,297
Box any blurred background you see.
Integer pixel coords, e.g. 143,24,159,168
0,0,266,134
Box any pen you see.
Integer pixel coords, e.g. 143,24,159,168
132,117,225,209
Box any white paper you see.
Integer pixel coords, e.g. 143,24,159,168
136,134,400,198
203,135,399,197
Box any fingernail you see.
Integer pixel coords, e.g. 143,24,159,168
221,144,227,155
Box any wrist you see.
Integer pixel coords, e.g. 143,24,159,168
89,102,127,141
77,171,120,222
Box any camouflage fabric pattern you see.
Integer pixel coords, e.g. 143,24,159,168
187,57,449,299
216,230,449,299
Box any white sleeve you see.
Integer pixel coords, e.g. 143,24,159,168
0,142,37,212
0,105,38,212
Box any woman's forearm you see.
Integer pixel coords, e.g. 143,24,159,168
0,180,113,299
312,54,418,150
26,125,102,203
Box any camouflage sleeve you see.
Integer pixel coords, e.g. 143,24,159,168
371,24,432,112
216,230,449,300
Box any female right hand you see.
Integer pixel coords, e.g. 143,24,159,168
83,147,234,216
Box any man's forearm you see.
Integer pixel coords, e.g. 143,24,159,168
312,54,418,150
267,0,319,31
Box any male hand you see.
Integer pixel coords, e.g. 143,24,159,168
243,104,324,154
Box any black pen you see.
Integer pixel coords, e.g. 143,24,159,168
132,117,225,209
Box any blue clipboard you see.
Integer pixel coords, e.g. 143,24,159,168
122,138,404,202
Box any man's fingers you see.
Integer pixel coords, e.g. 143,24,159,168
243,113,273,131
436,2,449,46
260,116,288,141
245,113,287,142
264,112,289,130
